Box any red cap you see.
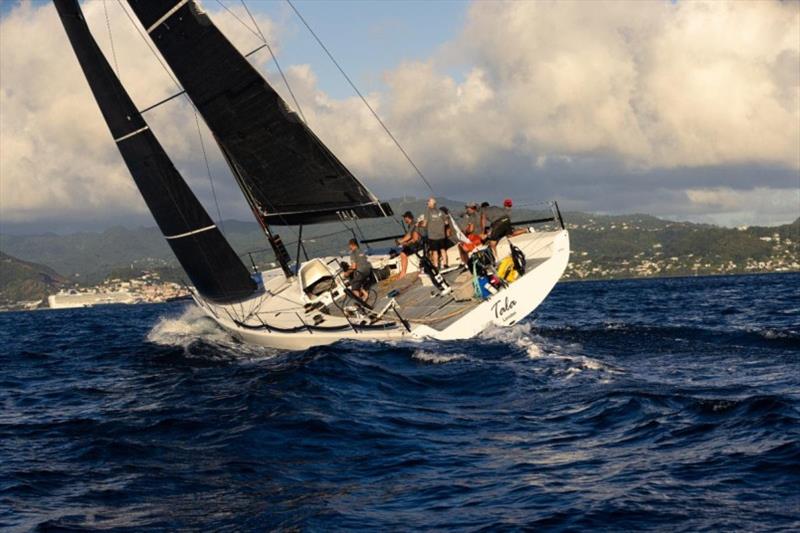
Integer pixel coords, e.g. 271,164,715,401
503,198,513,207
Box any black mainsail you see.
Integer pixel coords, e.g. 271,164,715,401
125,0,392,226
54,0,257,304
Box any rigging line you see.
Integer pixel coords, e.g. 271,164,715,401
351,218,368,246
118,0,227,233
113,5,240,301
108,6,201,252
254,1,383,209
125,0,297,244
193,112,226,234
117,0,180,91
103,0,121,79
240,0,383,213
219,2,377,246
285,0,435,194
213,0,262,40
240,0,308,124
209,1,307,238
239,0,266,41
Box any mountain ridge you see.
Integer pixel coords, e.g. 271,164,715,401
0,252,68,306
1,198,797,285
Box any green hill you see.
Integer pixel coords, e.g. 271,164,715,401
0,252,68,307
0,199,797,288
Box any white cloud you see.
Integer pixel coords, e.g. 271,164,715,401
413,0,800,171
683,186,800,226
0,0,277,223
0,0,798,228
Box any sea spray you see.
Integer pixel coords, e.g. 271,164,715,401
146,304,278,360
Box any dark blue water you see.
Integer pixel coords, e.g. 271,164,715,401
1,273,798,531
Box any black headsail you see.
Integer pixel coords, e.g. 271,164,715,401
125,0,392,227
54,0,257,304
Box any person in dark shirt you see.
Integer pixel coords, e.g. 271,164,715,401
346,238,372,301
481,198,514,257
394,211,421,279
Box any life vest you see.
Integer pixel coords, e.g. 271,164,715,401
460,233,482,252
497,256,519,283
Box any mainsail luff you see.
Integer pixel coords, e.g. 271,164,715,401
54,0,257,304
126,0,392,226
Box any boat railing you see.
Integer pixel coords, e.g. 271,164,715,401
240,226,360,272
510,200,565,230
239,200,566,272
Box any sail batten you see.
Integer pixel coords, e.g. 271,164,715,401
146,0,189,33
126,0,392,226
54,0,257,304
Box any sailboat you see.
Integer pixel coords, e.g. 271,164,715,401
54,0,570,350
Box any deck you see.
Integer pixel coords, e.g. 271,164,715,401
324,255,548,331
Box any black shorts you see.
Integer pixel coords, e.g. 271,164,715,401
488,217,512,241
427,238,448,251
401,242,420,255
351,270,371,291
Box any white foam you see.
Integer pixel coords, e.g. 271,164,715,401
759,328,793,340
412,350,467,364
147,305,277,359
482,322,622,376
147,305,230,347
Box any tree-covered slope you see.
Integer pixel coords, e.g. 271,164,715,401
0,252,67,304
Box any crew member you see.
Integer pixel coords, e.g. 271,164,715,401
481,198,514,257
420,197,447,270
346,238,372,302
462,202,481,235
458,202,482,265
394,211,421,279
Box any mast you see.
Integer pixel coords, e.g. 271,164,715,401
54,0,258,304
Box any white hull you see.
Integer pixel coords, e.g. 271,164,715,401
191,230,569,351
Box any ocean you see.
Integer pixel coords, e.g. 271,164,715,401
1,273,798,531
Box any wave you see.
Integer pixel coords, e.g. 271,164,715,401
412,350,467,364
147,305,227,346
481,322,623,378
146,305,276,360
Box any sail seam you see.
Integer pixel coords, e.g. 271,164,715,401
114,126,149,143
147,0,189,33
262,202,381,217
164,224,217,240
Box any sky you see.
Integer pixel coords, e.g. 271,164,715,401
0,0,798,234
